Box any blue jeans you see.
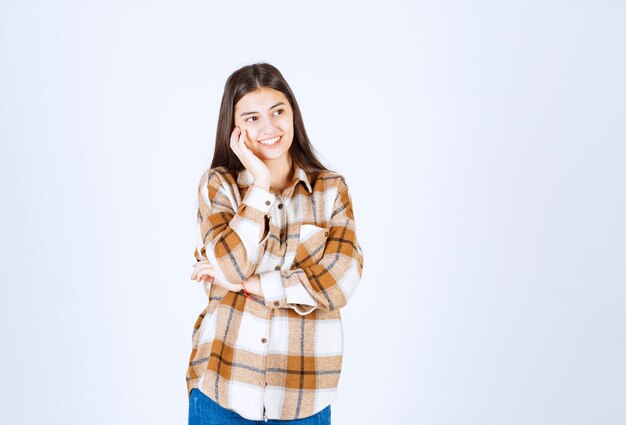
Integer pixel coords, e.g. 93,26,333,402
188,388,331,425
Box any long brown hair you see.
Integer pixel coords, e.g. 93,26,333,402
209,62,334,181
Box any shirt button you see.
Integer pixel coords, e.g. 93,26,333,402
273,301,280,306
265,200,271,206
324,231,329,236
274,265,281,271
277,203,283,209
261,338,267,343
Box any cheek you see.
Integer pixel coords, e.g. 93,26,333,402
239,124,257,139
278,117,293,132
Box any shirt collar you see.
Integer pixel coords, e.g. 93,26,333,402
236,163,313,194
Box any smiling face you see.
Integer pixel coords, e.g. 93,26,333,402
233,87,294,162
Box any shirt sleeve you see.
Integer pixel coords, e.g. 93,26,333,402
257,177,364,315
193,168,275,286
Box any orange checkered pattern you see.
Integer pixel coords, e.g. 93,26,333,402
186,164,364,420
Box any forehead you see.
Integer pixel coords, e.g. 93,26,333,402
234,87,289,112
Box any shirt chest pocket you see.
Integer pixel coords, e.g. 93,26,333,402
294,223,330,268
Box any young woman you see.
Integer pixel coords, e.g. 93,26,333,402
187,63,364,425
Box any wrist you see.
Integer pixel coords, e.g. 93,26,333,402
244,275,263,297
253,182,270,192
240,278,253,300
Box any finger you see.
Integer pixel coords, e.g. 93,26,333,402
231,127,239,146
239,128,250,150
233,126,242,144
230,127,241,149
244,128,253,150
194,263,215,273
191,265,202,279
191,265,213,280
193,260,209,268
194,269,212,279
237,128,245,148
194,268,216,281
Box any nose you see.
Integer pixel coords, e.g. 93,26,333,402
259,115,278,132
260,127,278,138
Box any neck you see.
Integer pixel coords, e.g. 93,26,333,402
264,156,294,193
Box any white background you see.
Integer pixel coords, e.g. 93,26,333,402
1,1,625,424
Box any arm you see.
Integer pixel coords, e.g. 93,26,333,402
257,177,365,315
193,168,274,286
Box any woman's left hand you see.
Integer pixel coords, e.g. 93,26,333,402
191,260,242,292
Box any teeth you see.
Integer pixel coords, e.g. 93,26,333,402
259,136,280,145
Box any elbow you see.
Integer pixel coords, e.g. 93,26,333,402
200,243,256,287
303,255,363,313
315,280,362,313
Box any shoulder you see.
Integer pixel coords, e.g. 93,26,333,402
311,169,350,193
198,166,237,189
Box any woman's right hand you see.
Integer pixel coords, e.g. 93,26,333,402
230,126,271,189
191,260,242,293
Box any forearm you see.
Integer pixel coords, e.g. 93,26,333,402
255,177,364,315
242,274,264,297
196,171,275,285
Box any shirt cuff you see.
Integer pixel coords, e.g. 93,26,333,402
259,270,317,315
242,184,275,214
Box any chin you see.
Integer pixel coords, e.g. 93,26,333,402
257,145,291,160
259,151,287,161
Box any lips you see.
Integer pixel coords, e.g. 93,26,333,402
258,135,282,146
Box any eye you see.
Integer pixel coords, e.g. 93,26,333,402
245,109,284,122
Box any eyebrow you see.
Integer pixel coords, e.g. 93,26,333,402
239,102,286,117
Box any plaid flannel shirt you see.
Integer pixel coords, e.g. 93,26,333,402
186,163,364,421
